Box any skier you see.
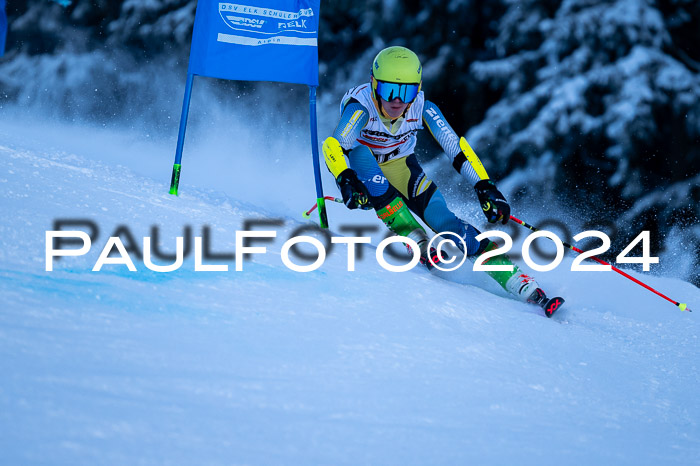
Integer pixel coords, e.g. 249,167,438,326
322,46,563,317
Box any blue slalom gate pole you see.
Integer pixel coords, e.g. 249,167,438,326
309,86,328,228
169,73,195,195
0,0,7,57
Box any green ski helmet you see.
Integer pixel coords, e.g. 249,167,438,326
371,46,422,108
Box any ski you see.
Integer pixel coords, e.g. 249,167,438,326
527,287,565,318
542,296,565,318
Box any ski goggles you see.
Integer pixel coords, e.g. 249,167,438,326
375,80,420,103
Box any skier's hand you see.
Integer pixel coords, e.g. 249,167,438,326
474,179,510,224
337,169,370,210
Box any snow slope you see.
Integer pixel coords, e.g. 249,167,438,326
0,118,698,465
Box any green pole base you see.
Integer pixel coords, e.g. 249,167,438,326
169,163,181,196
317,197,329,229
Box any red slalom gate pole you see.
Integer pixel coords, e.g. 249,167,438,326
509,215,692,312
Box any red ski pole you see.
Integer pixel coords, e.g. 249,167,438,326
509,215,691,312
303,196,342,219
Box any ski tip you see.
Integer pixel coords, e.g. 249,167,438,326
543,296,565,318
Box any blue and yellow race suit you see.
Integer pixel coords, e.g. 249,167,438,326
329,83,486,256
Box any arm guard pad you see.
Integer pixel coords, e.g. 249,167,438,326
322,136,349,179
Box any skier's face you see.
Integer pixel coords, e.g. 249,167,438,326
381,97,409,119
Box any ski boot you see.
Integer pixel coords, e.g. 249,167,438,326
420,245,450,271
505,273,565,318
473,241,565,317
406,241,450,271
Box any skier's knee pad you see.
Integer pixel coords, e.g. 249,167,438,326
423,191,485,256
347,146,396,207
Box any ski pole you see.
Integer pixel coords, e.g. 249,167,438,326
303,196,343,219
509,215,691,312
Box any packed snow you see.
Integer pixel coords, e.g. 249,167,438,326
1,116,698,465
